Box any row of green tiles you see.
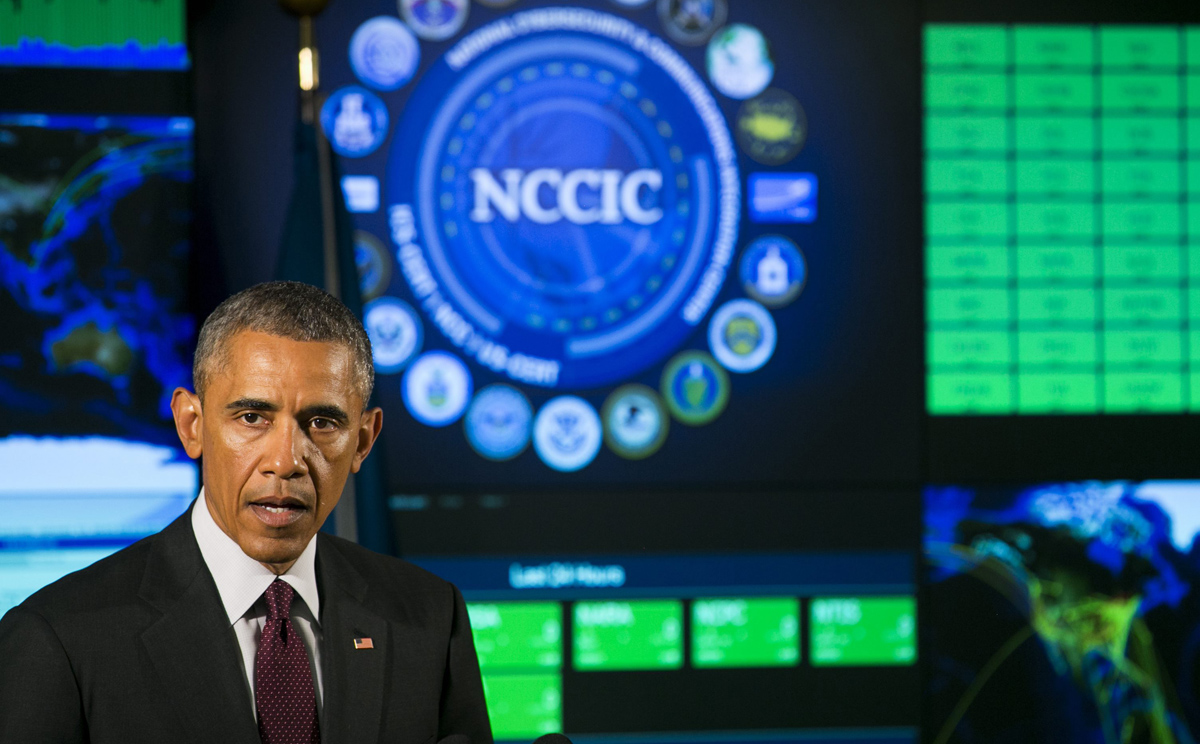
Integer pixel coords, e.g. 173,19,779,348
928,371,1200,414
927,72,1200,111
929,287,1200,323
927,115,1200,154
929,245,1200,281
925,26,1200,69
928,202,1200,238
467,597,916,673
928,329,1200,366
928,159,1200,196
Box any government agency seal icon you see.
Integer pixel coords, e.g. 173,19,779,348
602,384,668,459
465,384,532,461
401,0,470,42
402,350,473,426
320,86,389,158
708,298,776,373
739,235,806,308
533,395,603,472
355,231,392,300
386,8,740,391
661,350,729,425
364,297,422,373
350,16,420,91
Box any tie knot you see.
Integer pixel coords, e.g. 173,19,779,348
263,578,295,622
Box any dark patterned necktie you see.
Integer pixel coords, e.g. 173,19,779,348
255,579,320,744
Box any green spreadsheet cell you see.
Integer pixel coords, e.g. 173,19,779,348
1104,331,1183,366
1016,202,1095,240
1018,373,1099,412
1017,288,1096,324
1102,246,1182,282
1015,160,1095,197
1103,289,1181,323
1102,161,1181,198
1190,288,1200,318
1014,27,1094,68
926,159,1009,196
1099,27,1181,68
925,25,1009,67
928,331,1012,367
927,203,1009,239
691,598,801,669
1101,75,1181,111
1015,116,1095,153
1188,76,1200,109
573,601,683,671
481,673,562,739
927,246,1011,282
926,116,1009,153
810,597,917,667
1190,120,1200,153
1189,160,1200,194
926,73,1009,109
1190,28,1200,68
1017,246,1096,281
468,602,562,671
927,287,1011,323
1104,373,1184,412
1192,374,1200,412
1018,331,1097,366
1103,203,1182,240
1190,203,1200,237
1102,117,1181,154
1190,247,1200,278
928,372,1014,413
1015,74,1094,110
1190,331,1200,363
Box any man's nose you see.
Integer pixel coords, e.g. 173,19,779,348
260,419,309,479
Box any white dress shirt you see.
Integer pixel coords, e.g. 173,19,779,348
191,488,324,720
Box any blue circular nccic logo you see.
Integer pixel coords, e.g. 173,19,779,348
739,235,806,308
349,16,420,91
465,384,533,461
321,86,389,158
386,8,740,390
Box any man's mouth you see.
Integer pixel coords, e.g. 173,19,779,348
248,497,310,528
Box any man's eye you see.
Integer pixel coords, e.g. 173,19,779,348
241,412,265,425
310,418,337,431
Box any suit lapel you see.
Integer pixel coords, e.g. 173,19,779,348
317,536,388,744
138,507,260,744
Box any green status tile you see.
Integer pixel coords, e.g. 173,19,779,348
1016,202,1096,240
1192,373,1200,412
1018,330,1097,366
926,159,1009,196
1014,26,1094,69
1017,287,1097,323
468,602,562,671
1103,288,1182,323
926,115,1009,153
1191,202,1200,237
1190,330,1200,363
1102,245,1182,282
926,72,1009,109
1102,160,1181,198
927,330,1012,367
1015,116,1094,154
1017,246,1097,281
809,597,917,667
1101,117,1181,154
1015,159,1095,196
1190,288,1200,319
1190,28,1200,68
1103,202,1182,240
1187,75,1200,109
691,598,800,669
573,601,682,671
927,202,1009,239
1018,373,1099,412
1015,73,1094,110
927,372,1013,413
1100,27,1181,69
1191,245,1200,278
1104,330,1183,365
1101,74,1181,111
1104,373,1184,412
927,245,1011,282
480,673,562,739
927,287,1010,323
1189,159,1200,194
1190,120,1200,153
925,25,1009,67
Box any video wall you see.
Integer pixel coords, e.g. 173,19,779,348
0,0,188,70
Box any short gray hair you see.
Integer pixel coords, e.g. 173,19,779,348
193,281,374,406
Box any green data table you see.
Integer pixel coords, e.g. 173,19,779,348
809,596,917,666
573,600,684,671
468,602,563,738
925,24,1200,413
691,597,801,668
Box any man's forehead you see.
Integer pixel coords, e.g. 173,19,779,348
213,331,358,398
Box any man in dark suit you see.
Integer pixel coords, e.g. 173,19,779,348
0,281,493,744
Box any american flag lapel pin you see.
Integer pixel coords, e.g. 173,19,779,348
353,637,374,650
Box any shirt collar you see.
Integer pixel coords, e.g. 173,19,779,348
191,487,321,626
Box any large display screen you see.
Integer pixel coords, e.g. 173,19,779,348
924,481,1200,743
0,0,188,70
0,112,197,613
318,0,923,486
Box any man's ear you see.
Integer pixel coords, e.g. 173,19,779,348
351,407,384,473
171,388,204,460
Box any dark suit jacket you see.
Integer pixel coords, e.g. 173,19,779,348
0,504,493,744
